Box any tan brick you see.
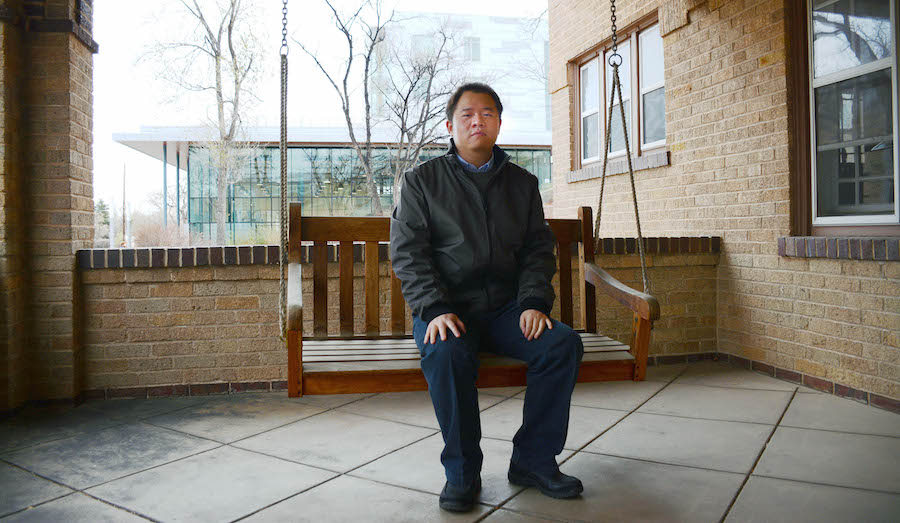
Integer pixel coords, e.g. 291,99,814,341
839,355,878,375
884,263,900,280
151,342,194,357
236,366,280,381
125,270,174,283
82,270,126,284
824,306,861,324
795,358,827,377
150,283,193,297
216,353,260,367
183,368,238,383
169,267,215,282
138,370,184,386
173,355,216,369
861,310,900,330
841,262,883,278
104,284,150,299
215,296,260,310
125,299,170,314
213,266,258,280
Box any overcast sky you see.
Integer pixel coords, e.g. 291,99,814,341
92,0,549,214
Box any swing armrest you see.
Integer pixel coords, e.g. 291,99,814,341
287,262,303,332
584,262,660,321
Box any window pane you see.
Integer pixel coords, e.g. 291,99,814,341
817,144,894,216
606,40,631,102
815,69,892,147
815,68,894,217
518,150,534,173
812,0,892,78
640,25,664,87
465,37,481,62
581,60,599,112
609,101,631,153
582,113,599,159
234,183,250,198
642,87,666,144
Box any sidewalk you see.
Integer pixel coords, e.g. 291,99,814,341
2,361,899,522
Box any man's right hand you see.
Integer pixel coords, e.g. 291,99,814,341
425,313,467,344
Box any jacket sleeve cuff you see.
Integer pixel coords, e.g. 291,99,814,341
520,297,551,316
422,303,456,324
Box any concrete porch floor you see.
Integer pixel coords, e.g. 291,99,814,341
1,361,899,522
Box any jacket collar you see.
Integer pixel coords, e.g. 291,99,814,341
447,139,509,171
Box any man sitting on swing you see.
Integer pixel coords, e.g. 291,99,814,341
390,83,585,512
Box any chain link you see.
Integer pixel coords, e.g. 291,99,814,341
281,0,289,56
608,0,621,67
278,0,289,340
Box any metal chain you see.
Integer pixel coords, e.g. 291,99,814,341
594,0,651,295
279,0,289,340
281,0,289,56
610,0,618,53
614,67,650,294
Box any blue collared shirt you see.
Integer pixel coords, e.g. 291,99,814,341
455,153,494,173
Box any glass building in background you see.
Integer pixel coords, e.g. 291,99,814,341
187,144,551,243
114,126,552,245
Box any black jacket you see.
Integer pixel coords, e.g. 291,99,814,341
390,142,556,323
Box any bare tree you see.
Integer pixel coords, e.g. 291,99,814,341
144,0,263,244
812,10,891,66
511,9,549,86
375,24,460,204
295,0,392,215
297,2,469,215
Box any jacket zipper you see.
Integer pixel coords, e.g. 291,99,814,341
447,152,511,312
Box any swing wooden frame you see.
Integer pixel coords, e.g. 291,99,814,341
285,203,659,397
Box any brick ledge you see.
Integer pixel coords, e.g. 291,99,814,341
778,236,900,261
567,150,670,183
77,237,722,270
81,380,289,401
722,353,900,415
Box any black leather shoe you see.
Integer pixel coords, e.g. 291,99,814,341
439,477,481,512
508,461,583,499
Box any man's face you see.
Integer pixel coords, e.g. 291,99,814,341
447,91,501,156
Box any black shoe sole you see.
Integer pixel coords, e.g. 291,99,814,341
439,500,475,513
439,480,482,512
508,471,584,499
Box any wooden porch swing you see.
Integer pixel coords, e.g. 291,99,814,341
275,0,658,397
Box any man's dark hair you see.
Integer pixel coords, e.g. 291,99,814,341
446,82,503,121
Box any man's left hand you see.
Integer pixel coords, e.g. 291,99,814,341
520,309,553,341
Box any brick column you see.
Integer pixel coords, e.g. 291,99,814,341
1,1,29,412
1,0,97,408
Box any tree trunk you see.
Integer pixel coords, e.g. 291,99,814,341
216,151,228,245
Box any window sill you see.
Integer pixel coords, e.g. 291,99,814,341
778,237,900,261
568,150,669,183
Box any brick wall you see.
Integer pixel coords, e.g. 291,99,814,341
78,245,717,396
549,0,899,401
1,9,28,412
0,0,98,408
22,1,95,401
82,265,284,394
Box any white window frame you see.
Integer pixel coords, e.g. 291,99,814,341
576,22,666,167
464,37,481,62
605,39,633,159
580,59,601,164
809,0,900,226
639,24,667,150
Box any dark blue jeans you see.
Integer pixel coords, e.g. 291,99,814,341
413,300,584,486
